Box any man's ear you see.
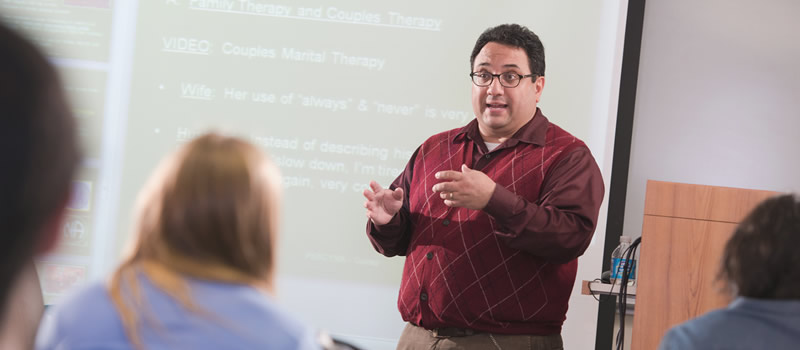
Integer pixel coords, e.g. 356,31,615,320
35,197,69,254
534,76,545,103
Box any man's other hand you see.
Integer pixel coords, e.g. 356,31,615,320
363,181,404,226
432,164,496,210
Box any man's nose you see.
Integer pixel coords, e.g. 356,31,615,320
487,76,504,95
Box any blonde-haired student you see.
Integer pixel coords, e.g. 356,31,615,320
37,133,321,350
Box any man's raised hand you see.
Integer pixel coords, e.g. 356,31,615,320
363,181,404,225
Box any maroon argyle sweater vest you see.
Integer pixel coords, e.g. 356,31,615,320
399,122,584,335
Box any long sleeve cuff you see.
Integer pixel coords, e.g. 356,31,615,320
483,184,527,229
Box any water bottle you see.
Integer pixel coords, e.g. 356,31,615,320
611,235,637,285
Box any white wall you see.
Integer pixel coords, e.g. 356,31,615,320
609,2,800,348
623,0,800,241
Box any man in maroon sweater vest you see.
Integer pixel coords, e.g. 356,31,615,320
364,24,604,350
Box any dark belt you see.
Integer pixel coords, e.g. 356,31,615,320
410,322,481,338
431,327,480,338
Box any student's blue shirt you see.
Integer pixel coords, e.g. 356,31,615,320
36,276,321,350
659,297,800,350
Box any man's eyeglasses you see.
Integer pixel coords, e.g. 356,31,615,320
470,72,535,88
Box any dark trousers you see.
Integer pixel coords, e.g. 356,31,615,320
396,323,564,350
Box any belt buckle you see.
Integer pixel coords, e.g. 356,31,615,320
432,328,452,338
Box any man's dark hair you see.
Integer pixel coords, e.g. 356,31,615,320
719,194,800,299
470,23,545,78
0,21,79,312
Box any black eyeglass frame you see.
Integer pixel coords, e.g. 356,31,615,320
469,72,536,88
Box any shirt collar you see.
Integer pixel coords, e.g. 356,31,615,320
454,108,548,146
730,297,800,315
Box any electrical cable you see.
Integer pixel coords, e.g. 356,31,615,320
615,236,641,350
588,278,604,302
